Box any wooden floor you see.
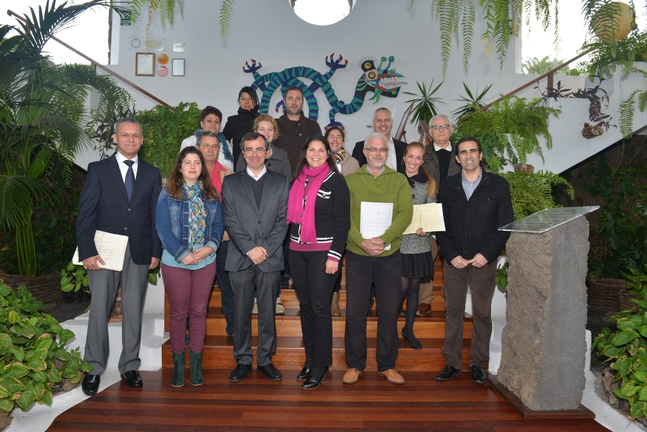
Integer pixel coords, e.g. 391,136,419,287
47,370,608,431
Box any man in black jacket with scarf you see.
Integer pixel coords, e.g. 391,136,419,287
435,137,513,385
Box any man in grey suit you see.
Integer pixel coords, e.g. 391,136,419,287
76,118,162,396
222,132,290,382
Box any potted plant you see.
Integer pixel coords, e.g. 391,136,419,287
403,80,444,142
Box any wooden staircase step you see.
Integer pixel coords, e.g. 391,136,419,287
162,337,472,372
204,308,472,338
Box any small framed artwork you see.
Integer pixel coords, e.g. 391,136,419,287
135,52,155,76
172,58,185,76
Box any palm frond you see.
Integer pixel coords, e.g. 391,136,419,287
220,0,234,37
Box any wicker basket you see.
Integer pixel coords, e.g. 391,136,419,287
588,278,627,312
618,288,640,313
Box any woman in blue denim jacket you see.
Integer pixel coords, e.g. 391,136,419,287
156,146,224,387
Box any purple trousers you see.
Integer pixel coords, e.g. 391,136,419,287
162,263,216,354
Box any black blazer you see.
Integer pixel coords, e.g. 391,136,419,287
351,137,407,172
222,169,289,273
436,168,514,264
76,154,163,266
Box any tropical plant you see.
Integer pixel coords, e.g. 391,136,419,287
413,0,559,76
0,1,128,277
453,95,560,172
134,101,201,178
452,83,492,123
502,171,575,220
583,151,647,279
403,80,444,142
619,68,647,139
0,282,92,413
592,265,647,420
522,56,569,75
577,28,647,78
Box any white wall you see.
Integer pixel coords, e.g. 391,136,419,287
102,0,533,147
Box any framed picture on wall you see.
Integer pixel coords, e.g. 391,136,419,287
135,52,155,76
172,58,185,76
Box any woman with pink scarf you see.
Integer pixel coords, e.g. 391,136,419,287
287,135,350,390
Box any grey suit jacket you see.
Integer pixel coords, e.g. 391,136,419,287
222,169,289,273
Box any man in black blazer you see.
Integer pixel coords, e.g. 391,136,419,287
222,132,290,383
76,118,162,396
351,107,406,171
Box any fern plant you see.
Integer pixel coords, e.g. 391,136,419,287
453,96,560,172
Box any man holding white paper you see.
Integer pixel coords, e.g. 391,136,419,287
343,132,413,386
76,118,162,396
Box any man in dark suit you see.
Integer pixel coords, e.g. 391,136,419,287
222,132,290,383
76,118,162,396
351,107,406,172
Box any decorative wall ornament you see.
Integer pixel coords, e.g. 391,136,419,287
243,54,406,128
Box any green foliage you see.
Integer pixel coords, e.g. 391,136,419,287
522,56,571,75
619,68,647,139
453,96,560,172
60,262,89,294
134,102,201,179
578,29,647,78
404,80,444,141
128,0,184,28
583,152,647,278
496,260,508,292
452,83,492,122
219,0,234,37
501,171,575,220
419,0,558,76
593,269,647,420
0,282,92,413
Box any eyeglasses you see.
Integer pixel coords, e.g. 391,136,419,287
430,124,451,131
365,147,389,154
244,147,267,154
328,134,343,140
199,144,219,150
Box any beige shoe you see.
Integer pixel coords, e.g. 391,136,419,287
342,368,363,385
330,292,341,317
275,296,285,315
252,298,258,315
378,369,405,385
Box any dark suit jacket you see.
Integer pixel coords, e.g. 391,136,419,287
436,167,514,264
76,154,163,265
352,137,407,172
222,170,289,273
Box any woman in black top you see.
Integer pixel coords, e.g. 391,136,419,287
222,86,260,167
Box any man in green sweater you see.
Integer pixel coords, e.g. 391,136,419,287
342,132,413,386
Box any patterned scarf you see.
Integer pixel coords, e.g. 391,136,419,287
193,129,234,165
287,164,330,243
184,181,207,251
331,147,347,164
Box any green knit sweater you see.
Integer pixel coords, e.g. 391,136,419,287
345,165,413,256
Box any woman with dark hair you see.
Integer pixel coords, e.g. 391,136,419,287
288,135,350,389
324,126,358,316
156,147,224,387
223,86,260,168
181,106,234,171
398,142,438,350
325,126,359,176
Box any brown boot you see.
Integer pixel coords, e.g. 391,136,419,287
330,292,341,317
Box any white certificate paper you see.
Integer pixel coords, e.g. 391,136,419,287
403,203,446,235
73,231,129,271
360,202,393,250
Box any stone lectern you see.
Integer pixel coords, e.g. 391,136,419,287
496,206,598,412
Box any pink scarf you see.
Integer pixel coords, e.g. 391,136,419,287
287,164,331,243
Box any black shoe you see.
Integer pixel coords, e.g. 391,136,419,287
296,366,312,381
471,365,487,384
281,274,291,289
257,363,282,381
82,373,100,396
301,367,328,390
120,370,143,387
229,364,252,383
435,364,461,381
401,329,422,350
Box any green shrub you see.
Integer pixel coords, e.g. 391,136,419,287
0,283,91,413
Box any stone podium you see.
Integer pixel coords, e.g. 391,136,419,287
495,207,598,412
